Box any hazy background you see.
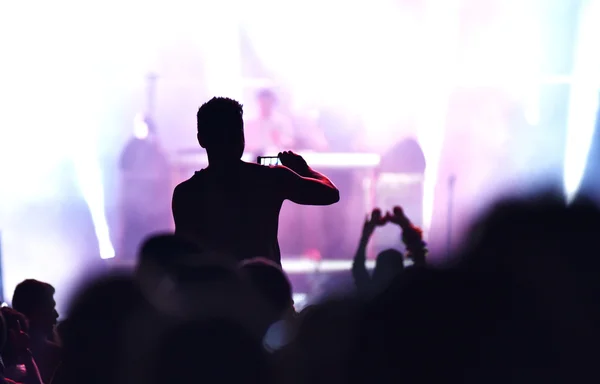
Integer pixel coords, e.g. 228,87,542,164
0,0,598,313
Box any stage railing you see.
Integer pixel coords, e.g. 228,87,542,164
109,256,375,273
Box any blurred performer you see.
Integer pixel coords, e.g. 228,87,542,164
245,89,295,154
293,108,329,151
119,114,172,260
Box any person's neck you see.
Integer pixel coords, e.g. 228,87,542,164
207,158,244,171
29,329,49,343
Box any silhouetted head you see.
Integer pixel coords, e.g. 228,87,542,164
197,97,245,165
256,89,276,118
372,248,404,286
240,258,294,319
137,233,203,273
150,319,274,384
58,275,143,384
12,279,58,339
291,299,363,384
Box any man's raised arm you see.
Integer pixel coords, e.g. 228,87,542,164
274,151,340,205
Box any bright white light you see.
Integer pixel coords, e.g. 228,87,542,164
417,0,462,233
564,88,600,202
241,1,408,109
73,141,115,260
133,113,149,140
292,293,307,306
68,94,115,260
524,88,541,126
563,0,600,202
281,259,375,273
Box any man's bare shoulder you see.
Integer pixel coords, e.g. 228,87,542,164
174,172,202,195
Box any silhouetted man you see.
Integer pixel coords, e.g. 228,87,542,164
172,97,339,264
11,280,60,384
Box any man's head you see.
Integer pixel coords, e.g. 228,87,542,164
240,258,293,319
256,89,276,119
197,97,245,164
12,279,58,338
372,249,404,288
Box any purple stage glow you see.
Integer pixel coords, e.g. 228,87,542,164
0,0,595,314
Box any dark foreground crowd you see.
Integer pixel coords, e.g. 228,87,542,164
3,193,600,384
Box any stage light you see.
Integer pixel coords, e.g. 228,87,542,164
417,0,461,235
563,0,600,202
133,113,150,140
68,80,115,261
524,91,541,126
73,146,115,260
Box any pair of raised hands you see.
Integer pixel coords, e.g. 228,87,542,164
362,206,411,239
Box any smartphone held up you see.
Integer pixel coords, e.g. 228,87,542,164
257,156,281,166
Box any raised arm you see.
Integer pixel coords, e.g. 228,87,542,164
386,206,427,266
22,350,44,384
352,210,381,292
352,209,385,292
275,151,340,205
10,323,43,384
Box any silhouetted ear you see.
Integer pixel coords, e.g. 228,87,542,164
197,132,206,148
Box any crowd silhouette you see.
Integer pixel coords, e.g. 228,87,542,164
2,96,600,384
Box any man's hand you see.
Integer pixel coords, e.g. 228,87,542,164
279,151,310,176
10,320,31,358
385,206,426,264
276,150,339,205
385,206,411,229
362,208,388,241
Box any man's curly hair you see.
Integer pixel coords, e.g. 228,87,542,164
197,97,244,143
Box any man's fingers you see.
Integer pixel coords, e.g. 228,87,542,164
393,206,404,216
371,208,382,220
